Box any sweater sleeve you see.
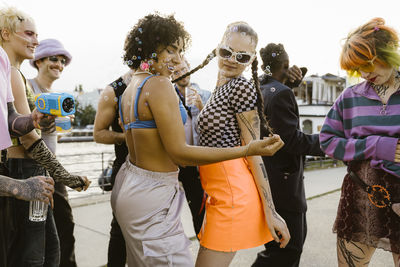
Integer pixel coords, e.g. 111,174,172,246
319,96,397,162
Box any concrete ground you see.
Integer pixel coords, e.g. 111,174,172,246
71,166,395,267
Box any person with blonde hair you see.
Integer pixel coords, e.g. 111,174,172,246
0,6,89,266
320,18,400,266
174,22,291,267
0,37,55,266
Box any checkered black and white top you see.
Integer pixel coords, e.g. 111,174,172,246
197,76,257,148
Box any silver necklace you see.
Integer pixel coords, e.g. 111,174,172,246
133,71,153,75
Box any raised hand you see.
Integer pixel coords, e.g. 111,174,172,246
286,65,303,84
186,87,204,110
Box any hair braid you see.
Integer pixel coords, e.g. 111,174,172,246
172,49,216,83
251,57,274,135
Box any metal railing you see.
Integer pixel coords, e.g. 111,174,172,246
57,152,343,200
57,151,115,199
304,156,344,170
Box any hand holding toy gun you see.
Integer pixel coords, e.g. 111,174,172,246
35,93,75,132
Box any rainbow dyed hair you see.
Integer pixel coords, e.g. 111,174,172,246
340,18,400,77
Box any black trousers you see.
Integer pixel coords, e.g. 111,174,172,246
107,158,127,267
5,158,60,267
53,183,77,267
252,209,307,267
178,166,205,235
107,213,126,267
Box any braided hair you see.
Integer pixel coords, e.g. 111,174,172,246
251,57,274,134
172,50,216,83
174,22,273,134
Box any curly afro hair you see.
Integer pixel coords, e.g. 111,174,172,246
123,13,191,69
259,43,288,74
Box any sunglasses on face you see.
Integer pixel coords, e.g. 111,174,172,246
47,56,67,66
350,56,377,75
217,45,255,65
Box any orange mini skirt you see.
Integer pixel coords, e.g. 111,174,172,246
198,158,272,252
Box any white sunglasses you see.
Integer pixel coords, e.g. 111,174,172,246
216,45,255,65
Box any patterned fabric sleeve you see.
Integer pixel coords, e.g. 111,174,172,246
319,92,397,162
229,77,257,114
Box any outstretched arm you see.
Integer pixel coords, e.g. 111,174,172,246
147,77,283,166
236,110,290,248
7,102,54,137
268,90,324,156
9,68,90,191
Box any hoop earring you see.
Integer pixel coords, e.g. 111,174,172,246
263,65,272,76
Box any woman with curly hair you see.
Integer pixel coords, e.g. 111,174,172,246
320,18,400,266
111,14,285,267
173,22,290,267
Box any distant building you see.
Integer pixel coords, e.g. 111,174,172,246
75,88,103,110
293,73,346,134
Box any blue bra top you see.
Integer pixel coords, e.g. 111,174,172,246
119,75,187,130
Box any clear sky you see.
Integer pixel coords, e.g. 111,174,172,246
4,0,400,93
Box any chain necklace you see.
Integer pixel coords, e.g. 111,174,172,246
133,70,153,76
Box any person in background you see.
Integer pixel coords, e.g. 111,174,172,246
0,6,90,266
320,18,400,266
171,58,210,235
251,43,325,267
28,38,78,267
0,41,55,267
93,70,132,266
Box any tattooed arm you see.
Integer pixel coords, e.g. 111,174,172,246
8,102,56,137
8,102,55,137
0,175,54,204
9,69,88,191
236,110,290,248
8,102,36,136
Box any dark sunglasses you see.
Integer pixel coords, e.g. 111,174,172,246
47,56,67,66
217,45,255,65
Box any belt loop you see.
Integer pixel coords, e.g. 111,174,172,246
0,150,6,163
17,159,23,177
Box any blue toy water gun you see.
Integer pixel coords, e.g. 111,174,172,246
55,117,72,132
35,92,75,116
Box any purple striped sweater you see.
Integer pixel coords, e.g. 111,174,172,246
319,80,400,178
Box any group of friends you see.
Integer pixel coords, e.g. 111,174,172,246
0,5,399,267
